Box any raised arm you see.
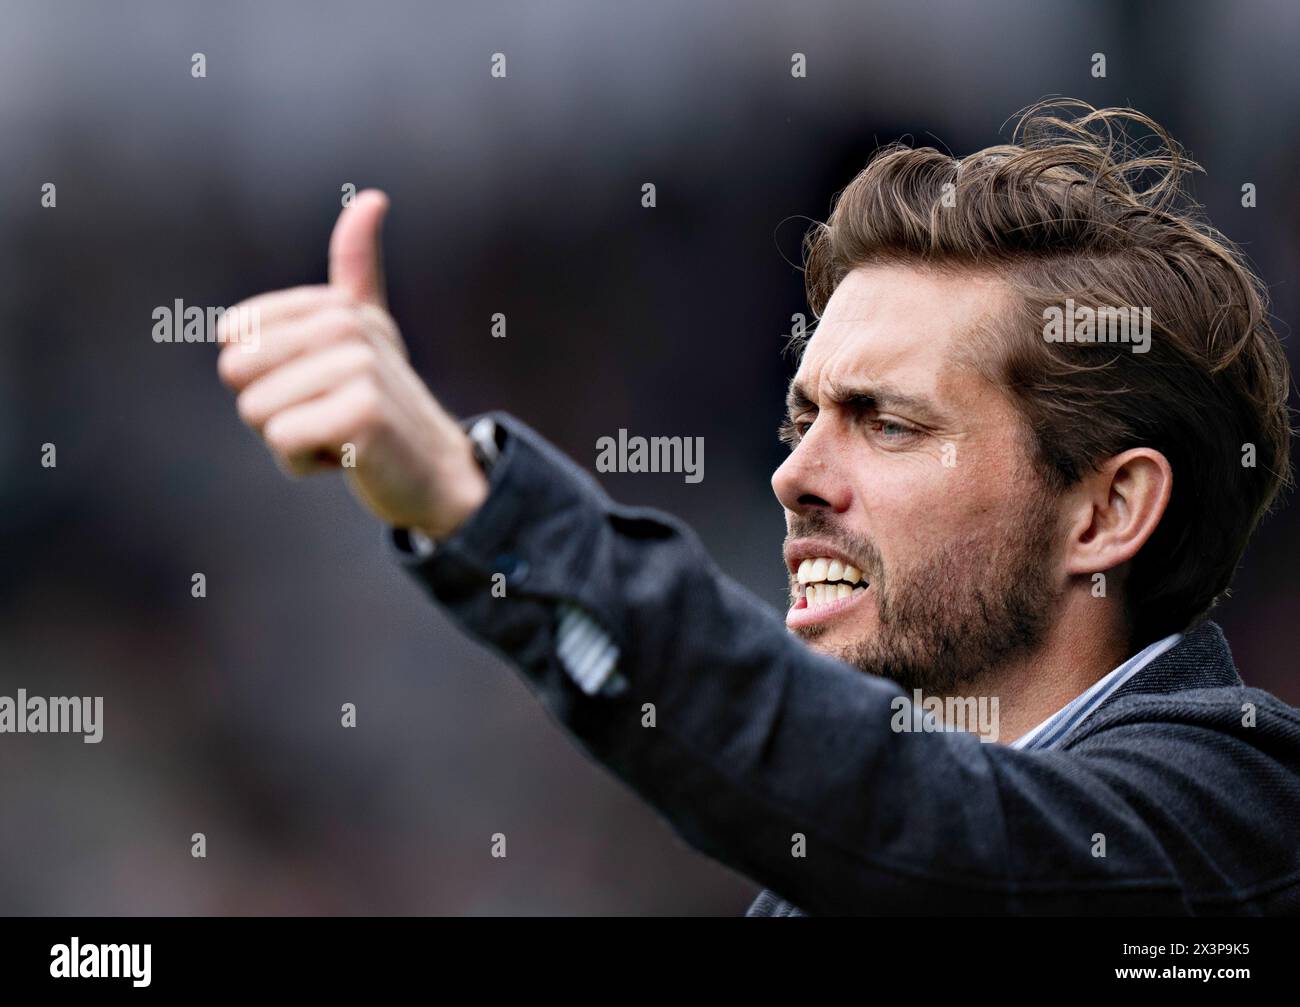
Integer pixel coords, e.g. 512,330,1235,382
217,192,1242,916
393,412,1229,915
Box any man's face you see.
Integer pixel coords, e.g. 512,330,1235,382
772,262,1064,695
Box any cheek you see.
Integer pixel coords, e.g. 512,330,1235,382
856,459,1010,560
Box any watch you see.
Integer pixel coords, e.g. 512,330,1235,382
466,415,501,474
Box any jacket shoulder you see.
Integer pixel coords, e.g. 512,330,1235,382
1064,619,1300,748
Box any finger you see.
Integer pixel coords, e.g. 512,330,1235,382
236,342,381,431
218,305,366,392
262,377,381,475
328,189,389,308
214,284,349,349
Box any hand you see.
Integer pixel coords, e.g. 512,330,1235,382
217,189,489,540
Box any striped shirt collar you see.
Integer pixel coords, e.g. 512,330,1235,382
1010,632,1184,751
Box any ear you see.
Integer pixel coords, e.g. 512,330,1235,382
1062,448,1173,578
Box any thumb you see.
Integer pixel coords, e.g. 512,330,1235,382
329,189,389,307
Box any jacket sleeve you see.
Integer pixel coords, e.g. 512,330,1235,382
392,411,1211,915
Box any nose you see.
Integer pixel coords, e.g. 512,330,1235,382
771,423,853,515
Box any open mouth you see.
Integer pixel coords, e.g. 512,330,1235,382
791,556,869,613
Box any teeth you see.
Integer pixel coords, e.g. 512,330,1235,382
794,555,871,608
801,580,868,608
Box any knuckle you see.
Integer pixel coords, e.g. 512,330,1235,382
262,416,292,454
358,305,406,356
356,302,391,330
348,377,385,426
218,298,250,335
235,390,263,428
217,346,244,388
323,304,365,342
344,341,381,374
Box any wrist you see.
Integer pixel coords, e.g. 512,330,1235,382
417,416,498,542
423,467,488,541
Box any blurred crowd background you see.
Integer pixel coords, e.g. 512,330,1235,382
1,0,1298,914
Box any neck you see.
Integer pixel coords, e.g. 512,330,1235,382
972,591,1132,745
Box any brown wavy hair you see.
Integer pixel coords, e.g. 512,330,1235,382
802,99,1293,644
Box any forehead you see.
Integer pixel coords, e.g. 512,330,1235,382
794,262,1009,406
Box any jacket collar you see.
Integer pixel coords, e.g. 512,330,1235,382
1050,620,1243,749
1106,620,1243,701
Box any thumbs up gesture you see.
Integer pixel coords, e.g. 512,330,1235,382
217,190,488,540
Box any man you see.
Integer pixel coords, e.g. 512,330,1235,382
218,100,1300,914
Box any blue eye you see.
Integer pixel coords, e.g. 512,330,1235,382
872,419,917,441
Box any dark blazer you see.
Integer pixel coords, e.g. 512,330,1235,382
394,412,1300,915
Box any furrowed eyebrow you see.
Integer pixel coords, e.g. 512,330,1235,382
786,379,946,426
785,383,816,417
